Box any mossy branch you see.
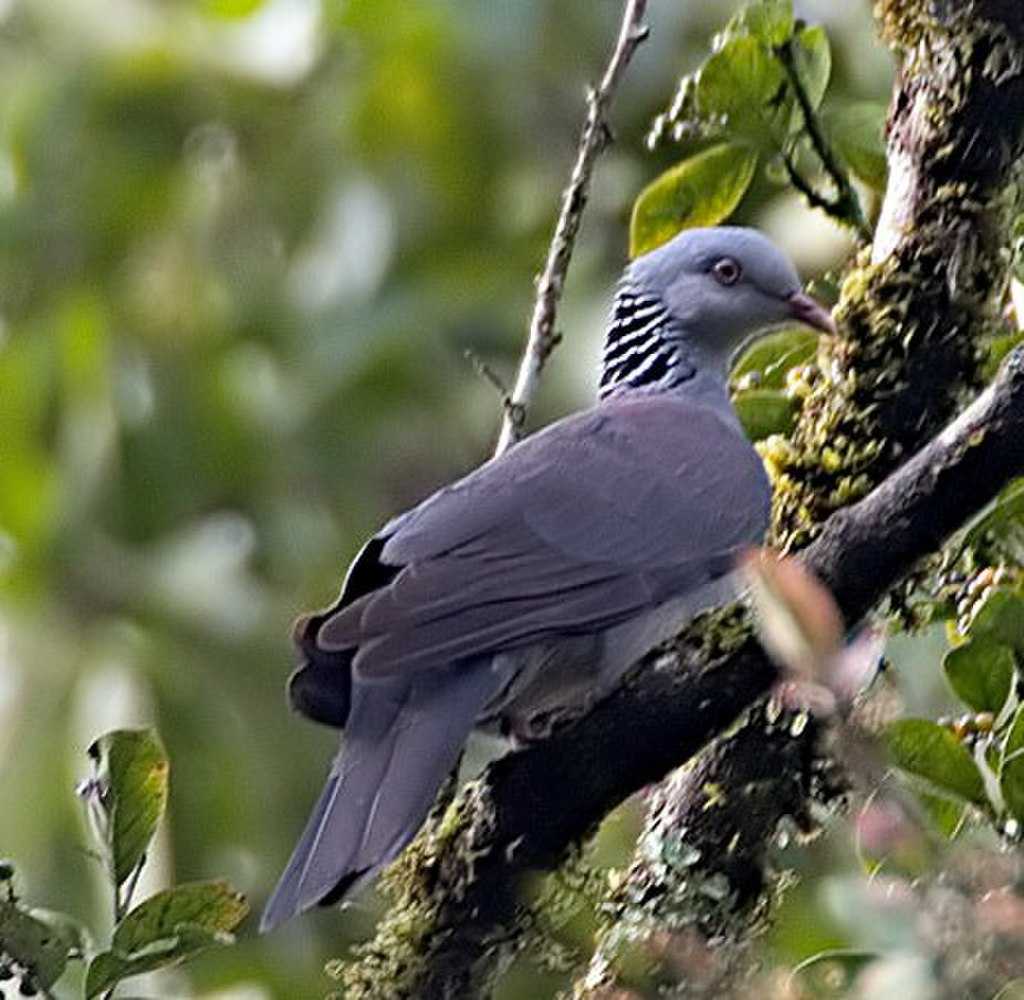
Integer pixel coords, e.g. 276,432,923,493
342,346,1024,997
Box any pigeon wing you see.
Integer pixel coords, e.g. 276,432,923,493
319,395,771,678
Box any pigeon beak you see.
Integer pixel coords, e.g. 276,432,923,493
787,290,836,335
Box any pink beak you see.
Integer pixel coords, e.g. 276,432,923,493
787,290,836,335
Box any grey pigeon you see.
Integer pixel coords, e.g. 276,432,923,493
261,226,835,931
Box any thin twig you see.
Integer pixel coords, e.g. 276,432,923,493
776,39,871,240
464,349,524,431
493,0,650,456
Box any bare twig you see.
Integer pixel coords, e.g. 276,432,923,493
464,349,523,430
776,39,871,240
493,0,650,456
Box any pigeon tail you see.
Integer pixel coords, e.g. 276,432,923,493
260,660,501,932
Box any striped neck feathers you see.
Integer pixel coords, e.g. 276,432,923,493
599,281,699,400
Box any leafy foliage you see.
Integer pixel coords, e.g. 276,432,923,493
1001,706,1024,823
733,389,796,441
824,102,889,191
731,327,819,390
943,641,1014,715
887,569,1024,832
644,0,878,246
85,881,247,998
1,732,246,997
885,719,987,806
730,327,818,440
0,880,87,993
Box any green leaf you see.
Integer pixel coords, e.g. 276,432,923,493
984,331,1024,380
1004,769,1024,824
696,36,787,147
629,142,758,257
86,928,222,999
886,718,986,805
792,25,831,110
85,880,248,998
731,326,818,390
1001,706,1024,822
918,792,967,839
825,102,888,191
0,899,75,989
969,587,1024,652
943,640,1015,714
729,0,794,46
733,389,796,441
85,729,169,886
1006,704,1024,757
112,880,247,953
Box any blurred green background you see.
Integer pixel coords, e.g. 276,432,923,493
0,0,899,996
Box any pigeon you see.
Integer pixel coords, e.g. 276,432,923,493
261,225,836,931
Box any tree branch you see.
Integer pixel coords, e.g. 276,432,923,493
775,1,1024,547
493,0,649,456
342,351,1024,998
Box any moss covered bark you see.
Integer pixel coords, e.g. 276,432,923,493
769,0,1024,549
580,2,1024,994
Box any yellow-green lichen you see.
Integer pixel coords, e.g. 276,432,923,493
874,0,934,50
338,781,505,999
769,211,1001,549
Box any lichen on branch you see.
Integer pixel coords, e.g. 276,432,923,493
770,0,1024,550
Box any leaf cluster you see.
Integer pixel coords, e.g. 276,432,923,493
1,730,247,998
631,0,884,257
888,555,1024,840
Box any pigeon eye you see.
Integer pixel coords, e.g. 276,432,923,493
711,257,742,286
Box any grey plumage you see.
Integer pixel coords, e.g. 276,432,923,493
261,226,835,932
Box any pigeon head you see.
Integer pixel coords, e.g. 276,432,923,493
632,226,835,345
600,226,834,398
